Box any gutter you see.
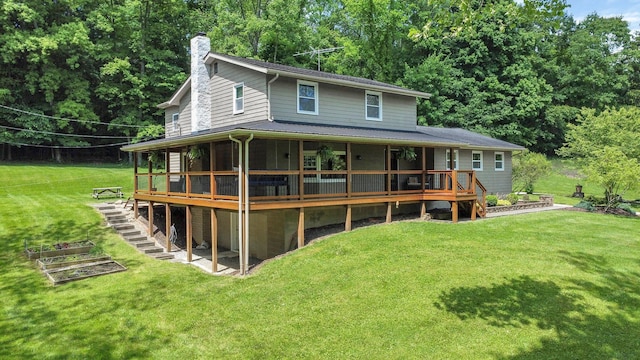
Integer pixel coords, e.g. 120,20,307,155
267,73,280,121
228,135,244,274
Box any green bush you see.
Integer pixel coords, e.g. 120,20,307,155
487,195,498,207
617,203,637,215
584,195,606,205
574,200,595,211
506,193,519,205
497,199,511,206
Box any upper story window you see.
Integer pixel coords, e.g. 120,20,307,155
297,80,318,115
365,91,382,121
495,152,504,171
446,149,459,170
213,62,219,74
472,151,483,171
172,113,179,130
233,83,244,114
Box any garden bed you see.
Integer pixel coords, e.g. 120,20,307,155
44,260,127,285
25,240,95,260
486,200,552,214
36,253,112,270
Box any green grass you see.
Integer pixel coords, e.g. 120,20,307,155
1,162,639,359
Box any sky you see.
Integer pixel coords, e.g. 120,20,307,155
564,0,640,33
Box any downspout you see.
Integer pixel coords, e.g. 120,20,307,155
243,134,254,274
267,73,280,121
229,135,244,274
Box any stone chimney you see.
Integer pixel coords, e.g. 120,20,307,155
190,32,211,133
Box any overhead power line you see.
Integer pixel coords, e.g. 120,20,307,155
4,141,132,149
0,124,132,139
0,104,152,129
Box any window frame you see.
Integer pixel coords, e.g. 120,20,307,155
445,149,459,170
297,80,319,115
472,151,483,171
233,83,244,114
494,152,505,171
172,113,179,130
365,90,382,121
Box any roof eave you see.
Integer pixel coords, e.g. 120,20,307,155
157,77,191,109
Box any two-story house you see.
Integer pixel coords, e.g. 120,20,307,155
122,33,524,274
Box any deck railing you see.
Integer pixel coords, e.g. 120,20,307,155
135,169,478,201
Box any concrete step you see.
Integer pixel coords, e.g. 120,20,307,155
108,218,129,225
113,223,135,231
140,246,163,254
149,252,175,260
124,234,147,242
102,210,124,217
129,240,155,248
96,205,115,211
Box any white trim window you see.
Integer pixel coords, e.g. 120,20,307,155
365,91,382,121
297,80,318,115
446,149,459,170
233,83,244,114
172,113,179,130
472,151,483,171
495,152,504,171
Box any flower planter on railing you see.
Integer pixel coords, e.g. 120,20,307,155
25,241,95,260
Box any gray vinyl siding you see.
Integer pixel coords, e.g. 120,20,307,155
433,148,513,194
164,92,192,138
211,62,267,126
270,76,416,131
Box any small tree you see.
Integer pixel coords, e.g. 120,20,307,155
582,147,640,209
512,151,551,194
557,107,640,208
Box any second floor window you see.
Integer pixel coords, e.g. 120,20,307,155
365,91,382,120
233,83,244,114
172,113,179,130
297,80,318,115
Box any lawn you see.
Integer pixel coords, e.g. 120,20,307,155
1,162,639,359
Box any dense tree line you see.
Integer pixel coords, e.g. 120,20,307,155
1,0,638,161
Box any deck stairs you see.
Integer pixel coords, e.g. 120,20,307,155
94,204,174,261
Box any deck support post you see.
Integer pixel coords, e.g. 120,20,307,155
345,205,352,232
186,205,192,262
148,201,154,236
211,208,217,273
420,202,426,219
297,208,305,248
386,202,392,223
451,201,458,223
470,200,477,221
165,204,171,252
133,199,138,219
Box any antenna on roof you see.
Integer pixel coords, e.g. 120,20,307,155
293,46,344,71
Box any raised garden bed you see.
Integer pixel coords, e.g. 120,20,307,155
36,253,112,270
25,241,95,260
44,260,127,285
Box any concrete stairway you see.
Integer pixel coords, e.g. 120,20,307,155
95,204,174,261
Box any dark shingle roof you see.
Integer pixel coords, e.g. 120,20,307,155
122,120,524,152
416,127,525,150
207,53,431,99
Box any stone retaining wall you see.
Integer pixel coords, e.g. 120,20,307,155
486,195,554,214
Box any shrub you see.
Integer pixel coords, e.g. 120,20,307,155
617,203,637,215
506,193,519,205
584,195,606,205
574,200,595,212
486,195,498,207
497,199,511,206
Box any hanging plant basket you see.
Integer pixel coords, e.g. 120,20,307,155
398,146,417,161
187,145,206,166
